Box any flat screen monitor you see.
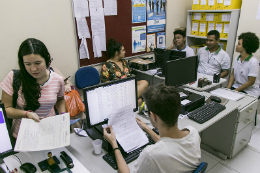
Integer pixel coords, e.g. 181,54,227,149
83,76,138,128
154,48,165,68
165,56,198,87
0,103,15,159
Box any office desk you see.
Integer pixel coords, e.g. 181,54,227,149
133,69,226,91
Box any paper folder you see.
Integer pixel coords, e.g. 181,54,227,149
200,0,208,10
208,0,216,10
192,0,200,10
222,22,230,38
216,0,224,10
223,0,242,10
199,22,207,36
191,21,200,36
216,22,224,38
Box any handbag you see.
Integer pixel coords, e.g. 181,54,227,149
64,89,85,117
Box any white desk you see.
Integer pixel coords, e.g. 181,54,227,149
133,69,226,91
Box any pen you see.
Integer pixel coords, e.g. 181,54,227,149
64,76,70,82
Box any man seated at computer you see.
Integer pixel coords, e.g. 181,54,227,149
103,84,201,173
197,30,231,78
167,29,195,57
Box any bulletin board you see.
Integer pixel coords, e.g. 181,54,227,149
73,0,166,67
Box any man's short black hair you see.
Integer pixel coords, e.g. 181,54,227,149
207,30,220,40
174,30,186,38
142,84,181,127
238,32,260,54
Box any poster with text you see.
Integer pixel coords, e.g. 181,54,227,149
132,26,146,53
146,33,156,52
147,0,166,33
157,32,165,48
132,0,146,23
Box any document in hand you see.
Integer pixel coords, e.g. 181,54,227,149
108,105,149,153
14,113,70,152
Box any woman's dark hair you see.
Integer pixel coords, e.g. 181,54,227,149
18,38,51,111
238,32,260,54
108,39,123,58
142,84,181,128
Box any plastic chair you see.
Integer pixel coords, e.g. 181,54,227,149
193,162,208,173
75,67,100,89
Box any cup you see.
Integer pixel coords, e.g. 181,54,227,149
92,139,103,154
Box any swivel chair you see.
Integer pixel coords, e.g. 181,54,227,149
75,67,100,89
193,162,208,173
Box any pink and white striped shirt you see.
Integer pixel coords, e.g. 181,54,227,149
0,70,65,138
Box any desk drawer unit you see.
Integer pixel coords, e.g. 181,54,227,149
232,121,254,157
236,112,256,133
238,101,258,122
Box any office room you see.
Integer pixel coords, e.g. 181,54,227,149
0,0,260,172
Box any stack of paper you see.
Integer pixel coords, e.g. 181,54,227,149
108,105,149,153
104,0,117,16
14,113,70,152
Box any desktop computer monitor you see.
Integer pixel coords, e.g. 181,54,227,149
154,48,165,68
83,76,138,128
0,103,15,159
165,55,198,87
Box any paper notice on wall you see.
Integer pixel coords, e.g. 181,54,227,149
132,26,146,53
224,0,231,5
224,23,230,33
76,17,91,39
201,0,207,5
206,14,214,21
79,38,90,59
256,0,260,20
93,35,102,58
192,23,199,31
89,0,103,9
200,23,206,32
208,0,215,5
104,0,117,16
194,13,201,20
193,0,199,4
73,0,89,17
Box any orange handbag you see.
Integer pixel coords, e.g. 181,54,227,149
64,89,85,117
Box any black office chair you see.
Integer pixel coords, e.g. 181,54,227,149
193,162,208,173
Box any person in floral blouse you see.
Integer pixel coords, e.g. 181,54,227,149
101,39,148,105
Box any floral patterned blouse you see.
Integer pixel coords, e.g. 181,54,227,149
100,59,132,83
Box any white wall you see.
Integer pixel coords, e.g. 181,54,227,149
0,0,78,98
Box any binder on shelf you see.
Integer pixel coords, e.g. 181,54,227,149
200,0,208,10
215,13,222,22
207,21,216,33
192,13,202,21
205,13,216,22
216,0,224,10
208,0,216,10
190,45,197,55
219,41,227,51
216,22,224,38
199,21,207,36
221,13,231,22
191,21,200,36
223,0,242,10
222,22,230,38
192,0,200,10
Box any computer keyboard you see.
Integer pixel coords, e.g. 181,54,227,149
102,130,157,169
187,101,226,124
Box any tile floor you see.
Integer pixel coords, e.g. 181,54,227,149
201,114,260,173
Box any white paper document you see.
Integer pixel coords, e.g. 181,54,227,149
89,0,103,9
79,38,90,59
200,23,206,32
76,17,91,39
222,14,231,21
193,13,201,20
14,113,70,152
210,88,245,101
108,105,149,153
104,0,117,16
92,35,102,57
216,24,223,33
224,23,229,33
206,13,214,21
217,0,223,3
208,0,215,5
192,23,199,31
193,0,199,5
201,0,207,5
224,0,231,6
73,0,89,17
208,23,215,32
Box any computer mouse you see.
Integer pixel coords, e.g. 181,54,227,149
210,96,221,103
20,162,37,173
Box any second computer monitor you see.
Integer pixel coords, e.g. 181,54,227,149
165,55,198,87
83,76,138,128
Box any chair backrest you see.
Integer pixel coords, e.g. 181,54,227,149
193,162,208,173
75,67,100,89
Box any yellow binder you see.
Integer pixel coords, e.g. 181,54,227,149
216,0,224,10
222,22,230,38
219,41,227,51
200,0,208,10
220,13,231,22
223,0,242,10
191,21,200,36
192,13,203,21
190,45,197,55
205,13,215,22
207,21,216,33
199,21,208,36
192,0,200,10
216,22,224,38
207,0,216,10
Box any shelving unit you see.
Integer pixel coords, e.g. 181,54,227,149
186,9,240,63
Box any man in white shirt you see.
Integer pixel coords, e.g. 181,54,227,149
197,30,230,78
167,29,195,57
103,84,201,173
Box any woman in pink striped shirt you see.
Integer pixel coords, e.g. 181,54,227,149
0,38,66,138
